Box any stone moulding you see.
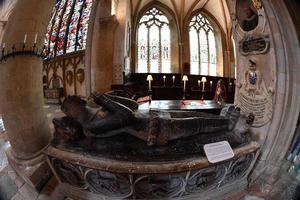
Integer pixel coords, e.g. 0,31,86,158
45,142,260,200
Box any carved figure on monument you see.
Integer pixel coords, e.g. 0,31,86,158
53,93,255,146
236,59,273,127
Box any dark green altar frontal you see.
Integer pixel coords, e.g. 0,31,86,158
45,132,260,200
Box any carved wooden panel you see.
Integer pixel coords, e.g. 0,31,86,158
43,51,85,97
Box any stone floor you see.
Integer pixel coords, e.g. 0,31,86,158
0,105,299,200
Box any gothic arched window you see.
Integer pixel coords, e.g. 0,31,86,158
189,13,217,75
44,0,93,58
137,7,171,73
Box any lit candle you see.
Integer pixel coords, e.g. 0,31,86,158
34,33,38,44
198,80,200,88
23,34,27,43
163,75,166,85
210,81,213,89
172,75,175,85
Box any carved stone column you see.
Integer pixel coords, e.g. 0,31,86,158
0,21,6,42
0,0,54,190
90,0,118,93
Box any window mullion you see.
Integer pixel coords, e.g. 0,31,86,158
158,26,162,73
147,26,150,73
206,32,210,76
197,30,201,75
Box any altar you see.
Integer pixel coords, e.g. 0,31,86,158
139,100,223,114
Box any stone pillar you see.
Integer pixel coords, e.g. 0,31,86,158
90,0,118,92
0,21,6,43
0,0,54,190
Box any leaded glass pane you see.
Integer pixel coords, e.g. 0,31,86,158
137,24,148,73
161,24,170,73
149,25,159,73
49,0,67,57
189,28,199,75
77,0,92,51
66,0,84,53
56,0,75,56
44,1,60,56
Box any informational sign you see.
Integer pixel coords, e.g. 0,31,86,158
204,141,235,163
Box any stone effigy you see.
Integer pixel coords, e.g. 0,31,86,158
53,93,254,146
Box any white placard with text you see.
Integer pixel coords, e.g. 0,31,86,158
204,141,235,163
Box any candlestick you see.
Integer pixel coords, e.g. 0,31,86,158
198,80,200,88
210,81,213,90
182,75,188,99
201,77,207,92
34,33,38,44
163,75,166,86
146,74,153,91
23,34,27,44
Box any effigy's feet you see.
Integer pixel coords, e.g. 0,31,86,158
227,106,241,130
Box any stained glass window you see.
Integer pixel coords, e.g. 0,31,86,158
189,13,217,76
137,7,171,73
44,0,93,58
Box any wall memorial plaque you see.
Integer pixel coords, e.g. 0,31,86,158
239,35,270,55
235,60,273,127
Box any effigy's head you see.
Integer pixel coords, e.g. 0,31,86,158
61,96,87,119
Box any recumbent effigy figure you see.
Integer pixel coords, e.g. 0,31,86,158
53,93,254,146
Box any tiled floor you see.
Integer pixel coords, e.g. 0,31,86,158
0,105,299,200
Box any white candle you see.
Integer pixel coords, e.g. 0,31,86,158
2,43,5,48
172,76,175,85
163,75,166,85
23,34,27,43
210,81,213,88
202,82,205,91
34,33,38,44
183,80,186,91
198,80,200,88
